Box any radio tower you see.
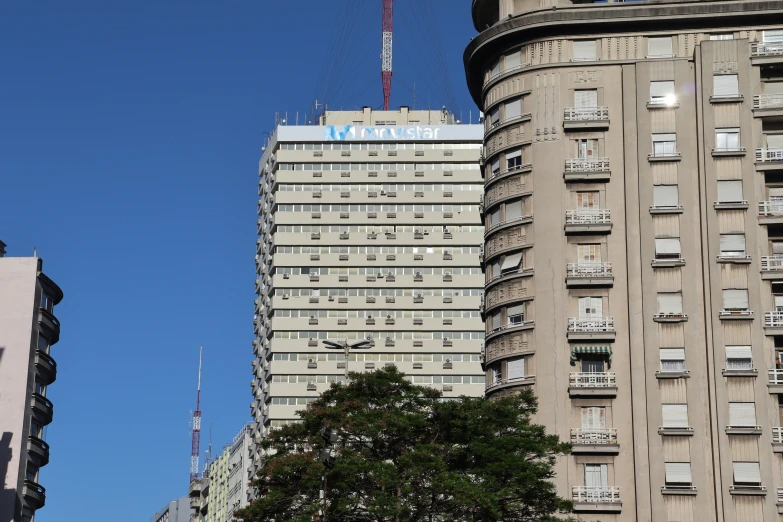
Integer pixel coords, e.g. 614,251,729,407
190,347,203,483
381,0,393,110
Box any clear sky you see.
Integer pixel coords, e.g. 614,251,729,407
0,1,478,521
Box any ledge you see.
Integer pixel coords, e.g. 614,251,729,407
716,256,752,264
648,154,682,162
761,270,783,281
571,443,620,455
764,326,783,336
658,427,694,436
485,376,536,395
647,102,680,110
564,223,613,235
755,161,783,172
564,119,610,131
725,427,762,435
653,315,688,323
754,107,783,118
484,268,535,292
484,321,536,343
758,215,783,225
650,206,683,215
652,259,686,268
566,276,614,288
712,148,746,157
656,370,691,379
710,95,744,104
772,442,783,453
661,487,698,496
568,386,618,398
563,171,611,182
566,331,616,342
729,487,767,496
714,201,749,210
768,383,783,394
572,502,622,514
722,369,758,377
719,313,754,321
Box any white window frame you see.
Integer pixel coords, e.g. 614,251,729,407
648,36,674,58
660,348,686,372
715,128,740,151
573,40,598,61
652,133,677,156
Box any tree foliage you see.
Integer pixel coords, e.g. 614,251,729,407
235,366,574,522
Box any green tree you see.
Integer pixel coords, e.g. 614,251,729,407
235,366,573,522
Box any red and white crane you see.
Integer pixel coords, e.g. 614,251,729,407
381,0,393,110
190,346,203,483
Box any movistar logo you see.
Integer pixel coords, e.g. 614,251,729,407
324,125,441,141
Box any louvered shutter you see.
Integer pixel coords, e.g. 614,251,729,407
766,82,783,95
722,289,749,310
773,242,783,255
491,157,500,173
655,238,681,255
490,208,501,227
505,51,521,70
507,357,525,379
648,37,673,56
500,253,523,272
729,403,756,427
714,75,739,96
763,30,783,44
581,407,606,429
657,293,683,314
665,463,693,484
650,81,675,99
574,90,598,108
717,181,743,202
505,199,523,220
507,304,524,320
720,234,746,253
653,133,677,143
491,311,501,330
660,348,685,361
506,149,522,160
662,404,689,427
654,185,679,207
573,40,597,60
490,107,500,125
733,462,761,484
505,99,522,120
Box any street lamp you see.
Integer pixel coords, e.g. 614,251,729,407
323,338,372,380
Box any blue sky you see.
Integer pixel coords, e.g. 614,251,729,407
0,1,478,520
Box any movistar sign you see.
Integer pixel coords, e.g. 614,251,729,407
325,125,442,141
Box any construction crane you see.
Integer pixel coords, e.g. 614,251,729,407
381,0,393,110
190,347,203,483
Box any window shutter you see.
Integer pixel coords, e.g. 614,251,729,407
654,185,679,207
505,99,522,120
733,462,761,484
491,260,501,278
573,40,597,60
767,135,783,149
507,304,524,318
665,463,693,484
717,181,743,202
662,404,689,427
722,289,749,310
574,90,598,108
491,157,500,173
648,37,673,56
653,133,677,142
763,30,783,44
507,357,525,379
490,208,501,227
506,149,522,160
657,293,683,314
766,82,783,95
504,51,521,70
500,253,523,272
773,242,783,255
655,238,681,255
729,403,756,427
581,407,606,429
660,348,685,361
491,311,502,330
720,234,746,253
714,75,738,96
650,81,675,98
776,295,783,309
491,60,500,77
505,199,523,220
490,107,500,125
725,346,752,360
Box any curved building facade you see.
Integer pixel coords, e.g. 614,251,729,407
466,1,783,520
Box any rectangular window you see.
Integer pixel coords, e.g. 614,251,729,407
581,407,607,430
491,60,500,78
578,297,602,318
653,185,679,208
491,310,502,331
763,30,783,44
491,157,500,175
507,304,525,325
581,358,605,373
768,135,783,149
650,80,675,104
648,36,673,57
576,191,599,209
665,463,693,485
714,75,739,97
500,253,523,273
710,33,734,40
490,107,500,126
661,404,689,428
505,199,524,221
506,148,522,170
729,402,757,427
660,348,686,372
584,464,609,488
577,244,601,264
507,356,525,379
657,293,683,315
504,98,522,120
655,238,681,259
773,241,783,256
576,139,598,159
574,89,598,108
652,133,677,156
573,40,598,61
504,50,521,71
720,234,746,257
40,293,53,313
722,289,749,311
726,346,753,370
717,180,743,203
37,335,49,353
716,128,740,150
733,462,762,485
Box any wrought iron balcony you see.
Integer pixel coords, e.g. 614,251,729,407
756,148,783,163
754,94,783,110
565,158,610,173
571,428,618,445
567,263,612,278
761,256,783,271
572,486,620,504
565,209,611,225
752,41,783,57
569,372,616,388
567,317,614,332
485,375,535,392
564,107,609,121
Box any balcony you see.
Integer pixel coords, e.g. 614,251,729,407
485,320,535,342
34,350,57,386
751,41,783,65
564,209,612,234
37,308,60,344
567,317,615,341
756,148,783,170
754,94,783,117
763,256,783,280
23,480,46,510
31,393,53,425
27,436,50,467
485,375,536,394
563,107,609,130
773,427,783,453
778,487,783,513
764,311,783,335
564,158,610,182
570,428,619,454
571,486,622,513
653,312,688,323
485,215,533,236
759,201,783,224
486,163,533,184
566,263,613,287
568,372,617,398
769,369,783,394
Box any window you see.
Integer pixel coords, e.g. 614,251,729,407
488,208,500,228
733,462,761,486
581,358,605,373
506,149,522,170
652,134,677,156
717,180,743,203
40,293,54,313
655,238,681,259
653,185,679,208
719,234,746,257
657,293,683,315
491,365,501,384
491,156,500,176
578,297,602,318
573,40,598,61
665,463,693,486
714,75,739,98
648,36,673,58
768,135,783,149
30,420,43,438
722,289,749,311
661,404,689,428
504,50,521,71
507,304,525,325
500,253,523,274
507,356,525,380
489,107,500,127
584,464,609,488
650,80,675,105
763,30,783,45
490,59,500,78
576,139,598,159
37,335,49,353
34,380,46,396
660,349,686,372
505,199,523,221
504,98,522,121
577,244,601,264
729,402,757,427
574,89,598,108
715,128,740,150
577,191,599,209
726,346,753,371
710,33,734,40
490,310,502,332
25,466,38,482
581,407,607,430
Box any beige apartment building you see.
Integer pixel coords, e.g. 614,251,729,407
465,0,783,520
251,108,486,474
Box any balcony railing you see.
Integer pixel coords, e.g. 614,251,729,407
761,256,783,271
770,369,783,385
485,375,535,392
487,163,531,182
778,487,783,503
756,148,783,162
765,311,783,327
564,107,609,121
571,428,618,445
488,320,533,335
773,427,783,443
568,317,614,332
759,201,783,216
567,263,613,278
565,209,611,225
752,41,783,57
565,158,610,173
754,94,783,109
486,215,532,233
569,372,616,388
572,486,621,503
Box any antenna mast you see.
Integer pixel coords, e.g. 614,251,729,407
190,346,203,483
381,0,393,110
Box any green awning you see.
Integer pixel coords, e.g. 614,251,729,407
570,346,612,364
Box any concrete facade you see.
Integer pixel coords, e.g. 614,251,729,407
466,1,783,520
251,108,486,472
204,424,251,522
153,497,191,522
0,244,63,522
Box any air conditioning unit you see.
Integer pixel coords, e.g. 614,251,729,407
444,229,451,234
377,272,383,277
310,272,317,277
387,272,393,277
444,337,451,341
368,315,373,319
444,250,450,255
